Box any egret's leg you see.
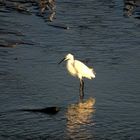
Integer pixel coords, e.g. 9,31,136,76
79,79,84,101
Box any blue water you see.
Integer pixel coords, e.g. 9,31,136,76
0,0,140,139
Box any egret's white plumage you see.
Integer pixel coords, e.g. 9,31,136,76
64,54,95,80
59,53,96,101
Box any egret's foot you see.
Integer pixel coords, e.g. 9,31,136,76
79,95,84,103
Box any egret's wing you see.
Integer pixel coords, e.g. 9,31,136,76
74,60,90,74
74,60,95,79
90,67,96,75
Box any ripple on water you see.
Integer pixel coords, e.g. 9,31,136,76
0,0,140,140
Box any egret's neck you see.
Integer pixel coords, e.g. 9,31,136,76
67,58,74,65
66,58,76,77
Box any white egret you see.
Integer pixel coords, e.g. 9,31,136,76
59,53,96,101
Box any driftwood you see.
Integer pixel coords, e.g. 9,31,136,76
47,22,70,30
124,0,140,18
0,0,56,21
0,39,34,48
20,106,60,114
0,0,57,48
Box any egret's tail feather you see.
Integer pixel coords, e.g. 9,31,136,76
89,68,96,79
90,68,96,75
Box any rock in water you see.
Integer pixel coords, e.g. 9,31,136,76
21,106,60,114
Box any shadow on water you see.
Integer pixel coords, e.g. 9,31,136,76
16,98,95,117
19,106,60,115
0,98,96,139
66,98,96,139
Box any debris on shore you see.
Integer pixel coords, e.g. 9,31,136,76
0,0,56,21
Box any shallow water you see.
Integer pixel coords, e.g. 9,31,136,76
0,0,140,139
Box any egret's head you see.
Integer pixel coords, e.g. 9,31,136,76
58,53,74,64
65,53,74,61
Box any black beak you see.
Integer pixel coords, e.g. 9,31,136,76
58,58,65,64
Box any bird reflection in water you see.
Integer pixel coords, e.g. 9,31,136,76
66,98,95,139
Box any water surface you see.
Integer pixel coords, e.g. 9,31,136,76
0,0,140,139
